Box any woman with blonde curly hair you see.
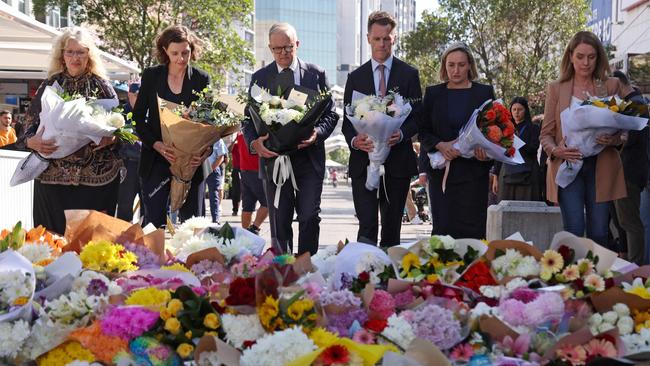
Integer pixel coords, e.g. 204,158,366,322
16,27,121,234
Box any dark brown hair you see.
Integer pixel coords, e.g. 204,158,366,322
559,31,610,82
0,110,11,117
155,25,203,65
367,11,396,32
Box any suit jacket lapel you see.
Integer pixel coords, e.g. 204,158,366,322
386,58,399,93
298,58,318,90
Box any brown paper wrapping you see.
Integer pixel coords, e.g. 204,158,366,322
614,265,650,286
158,99,239,211
62,210,165,264
591,286,650,313
185,247,226,268
404,339,452,366
478,315,519,342
387,279,424,309
195,335,241,366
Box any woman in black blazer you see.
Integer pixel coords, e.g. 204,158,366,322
133,25,211,228
418,43,495,239
492,97,542,202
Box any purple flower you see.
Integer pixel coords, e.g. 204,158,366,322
86,279,108,296
123,242,160,269
340,273,353,290
509,288,539,304
190,259,225,279
327,309,368,336
499,292,565,327
406,303,461,350
320,289,361,308
100,307,160,340
394,290,416,308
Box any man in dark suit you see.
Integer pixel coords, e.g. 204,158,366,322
342,11,422,247
242,22,339,255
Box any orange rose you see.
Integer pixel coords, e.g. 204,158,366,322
485,109,497,122
502,122,515,137
500,110,512,124
486,125,502,143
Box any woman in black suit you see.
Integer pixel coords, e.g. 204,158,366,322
492,97,542,202
418,42,495,239
133,25,211,228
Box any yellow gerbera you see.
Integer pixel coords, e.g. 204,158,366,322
541,250,564,274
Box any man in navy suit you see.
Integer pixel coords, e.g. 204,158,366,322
342,11,422,247
242,23,339,255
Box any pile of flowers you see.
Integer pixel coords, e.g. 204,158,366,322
79,240,138,273
540,245,613,297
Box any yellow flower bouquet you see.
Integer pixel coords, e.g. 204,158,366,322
79,240,138,274
258,289,318,332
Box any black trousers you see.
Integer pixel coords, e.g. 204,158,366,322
264,156,323,255
352,173,410,247
117,158,141,222
34,177,119,235
140,161,204,228
230,168,241,213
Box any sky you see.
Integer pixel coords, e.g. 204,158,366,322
416,0,438,22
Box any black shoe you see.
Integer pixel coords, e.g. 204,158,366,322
247,224,261,235
232,211,238,216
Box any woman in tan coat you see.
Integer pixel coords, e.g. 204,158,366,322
540,31,623,246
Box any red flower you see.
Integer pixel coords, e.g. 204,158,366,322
505,147,515,157
364,318,388,333
502,122,515,137
225,277,256,306
358,271,370,283
242,340,257,349
319,345,351,365
557,245,574,263
604,277,615,289
485,109,497,122
455,261,497,293
485,125,503,143
499,109,512,124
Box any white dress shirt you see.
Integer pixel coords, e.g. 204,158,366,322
370,55,393,96
276,57,301,86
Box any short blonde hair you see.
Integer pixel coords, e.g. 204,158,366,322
48,27,107,79
439,42,479,82
559,31,610,82
268,23,298,42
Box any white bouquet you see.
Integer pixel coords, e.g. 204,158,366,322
556,96,649,188
346,91,412,190
0,250,35,323
10,81,127,186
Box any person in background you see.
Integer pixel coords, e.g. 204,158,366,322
16,27,121,234
132,25,211,228
206,139,228,224
540,31,623,246
0,110,17,147
418,42,495,239
116,82,142,222
229,135,242,216
492,96,542,202
612,70,649,265
235,132,268,235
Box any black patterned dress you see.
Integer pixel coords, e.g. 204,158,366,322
17,72,122,234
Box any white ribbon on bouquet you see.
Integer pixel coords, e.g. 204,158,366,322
10,82,118,186
272,155,299,208
428,99,526,192
346,91,412,191
556,99,648,188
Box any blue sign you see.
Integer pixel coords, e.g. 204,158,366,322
588,0,613,45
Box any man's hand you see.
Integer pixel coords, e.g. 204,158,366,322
297,129,317,149
387,130,402,147
353,133,374,153
252,134,279,158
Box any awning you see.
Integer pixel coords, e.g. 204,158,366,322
0,3,139,81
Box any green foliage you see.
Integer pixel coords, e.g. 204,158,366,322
398,11,451,91
34,0,254,89
327,147,350,166
0,222,25,252
400,0,588,109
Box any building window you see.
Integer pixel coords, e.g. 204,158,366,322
18,0,26,13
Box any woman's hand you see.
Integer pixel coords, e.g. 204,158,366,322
436,140,460,161
26,129,57,155
596,132,623,147
190,146,211,167
552,137,582,163
474,146,490,161
92,136,116,151
153,141,177,164
490,173,498,195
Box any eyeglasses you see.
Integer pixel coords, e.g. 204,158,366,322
64,50,89,58
270,45,295,54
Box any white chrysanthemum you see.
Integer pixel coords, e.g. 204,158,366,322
622,328,650,354
602,311,618,324
0,320,30,358
614,303,631,317
18,243,53,264
240,327,316,366
381,314,416,350
470,302,496,319
177,216,213,232
597,322,615,334
221,314,266,349
175,233,220,261
589,313,603,327
618,316,634,335
0,270,33,304
20,319,74,360
505,277,528,291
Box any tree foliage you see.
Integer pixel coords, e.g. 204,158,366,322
33,0,254,88
399,0,588,110
327,147,350,166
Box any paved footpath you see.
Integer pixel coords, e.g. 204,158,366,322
215,181,431,252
